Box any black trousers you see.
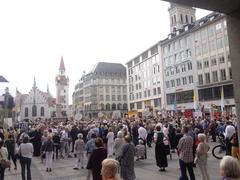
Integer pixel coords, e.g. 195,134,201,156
54,144,60,159
0,164,5,180
8,151,17,168
179,160,195,180
20,157,32,180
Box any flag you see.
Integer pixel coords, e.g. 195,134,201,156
201,104,205,116
221,86,224,112
173,94,177,113
193,91,197,111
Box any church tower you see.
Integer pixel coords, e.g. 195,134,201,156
169,3,196,33
56,56,69,117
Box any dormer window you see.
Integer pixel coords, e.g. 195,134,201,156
210,16,214,21
200,21,204,26
184,26,189,31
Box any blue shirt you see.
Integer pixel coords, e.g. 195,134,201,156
85,139,96,154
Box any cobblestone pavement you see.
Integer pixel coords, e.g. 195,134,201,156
5,142,221,180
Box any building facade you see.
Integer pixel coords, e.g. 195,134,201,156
72,62,128,118
126,43,164,116
193,13,233,112
15,78,56,121
56,57,69,117
126,3,234,115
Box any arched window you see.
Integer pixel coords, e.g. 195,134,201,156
112,103,116,110
117,103,122,110
185,15,188,23
180,14,183,23
191,16,194,23
32,105,37,117
123,103,128,110
171,16,174,25
101,103,105,110
25,107,28,117
174,15,176,23
106,103,110,111
40,107,44,116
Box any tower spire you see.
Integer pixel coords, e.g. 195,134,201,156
59,56,66,75
59,56,65,70
33,76,36,88
47,83,49,93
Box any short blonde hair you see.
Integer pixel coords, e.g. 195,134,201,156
198,133,206,142
220,156,240,178
101,159,119,179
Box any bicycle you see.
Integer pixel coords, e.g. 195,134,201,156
212,134,226,159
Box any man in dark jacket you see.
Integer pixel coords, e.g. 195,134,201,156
70,126,79,152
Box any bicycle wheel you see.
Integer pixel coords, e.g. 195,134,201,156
212,144,226,159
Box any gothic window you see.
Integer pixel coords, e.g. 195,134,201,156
25,107,28,117
101,103,105,110
41,107,44,116
191,16,194,23
106,103,110,111
185,15,188,23
117,103,122,110
180,14,183,23
123,103,128,110
112,103,116,110
32,105,37,117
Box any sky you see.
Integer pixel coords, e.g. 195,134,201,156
0,0,211,102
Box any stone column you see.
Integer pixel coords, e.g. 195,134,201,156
227,10,240,150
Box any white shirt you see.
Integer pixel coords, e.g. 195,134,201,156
19,143,34,159
138,127,147,140
163,126,169,136
107,132,114,144
61,130,68,141
224,125,235,139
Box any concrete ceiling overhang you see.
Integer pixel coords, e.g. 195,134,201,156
161,0,240,14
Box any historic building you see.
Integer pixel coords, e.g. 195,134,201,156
15,78,56,121
126,3,234,114
193,13,233,112
72,62,128,118
126,43,164,116
55,57,69,117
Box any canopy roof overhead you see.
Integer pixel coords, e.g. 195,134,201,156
161,0,240,14
0,75,8,83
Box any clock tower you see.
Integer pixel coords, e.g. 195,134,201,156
56,56,69,118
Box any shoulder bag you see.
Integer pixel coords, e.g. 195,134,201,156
0,150,11,168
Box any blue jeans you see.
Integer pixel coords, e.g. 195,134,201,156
179,159,195,180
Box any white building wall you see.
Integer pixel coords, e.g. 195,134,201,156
20,88,51,120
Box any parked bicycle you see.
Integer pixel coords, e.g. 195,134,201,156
212,134,226,159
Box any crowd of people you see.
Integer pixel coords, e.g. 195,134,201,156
0,114,239,180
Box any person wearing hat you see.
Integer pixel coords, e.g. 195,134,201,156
73,133,85,170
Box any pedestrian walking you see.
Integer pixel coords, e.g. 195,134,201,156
73,133,85,170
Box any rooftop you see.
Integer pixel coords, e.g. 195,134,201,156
91,62,126,75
